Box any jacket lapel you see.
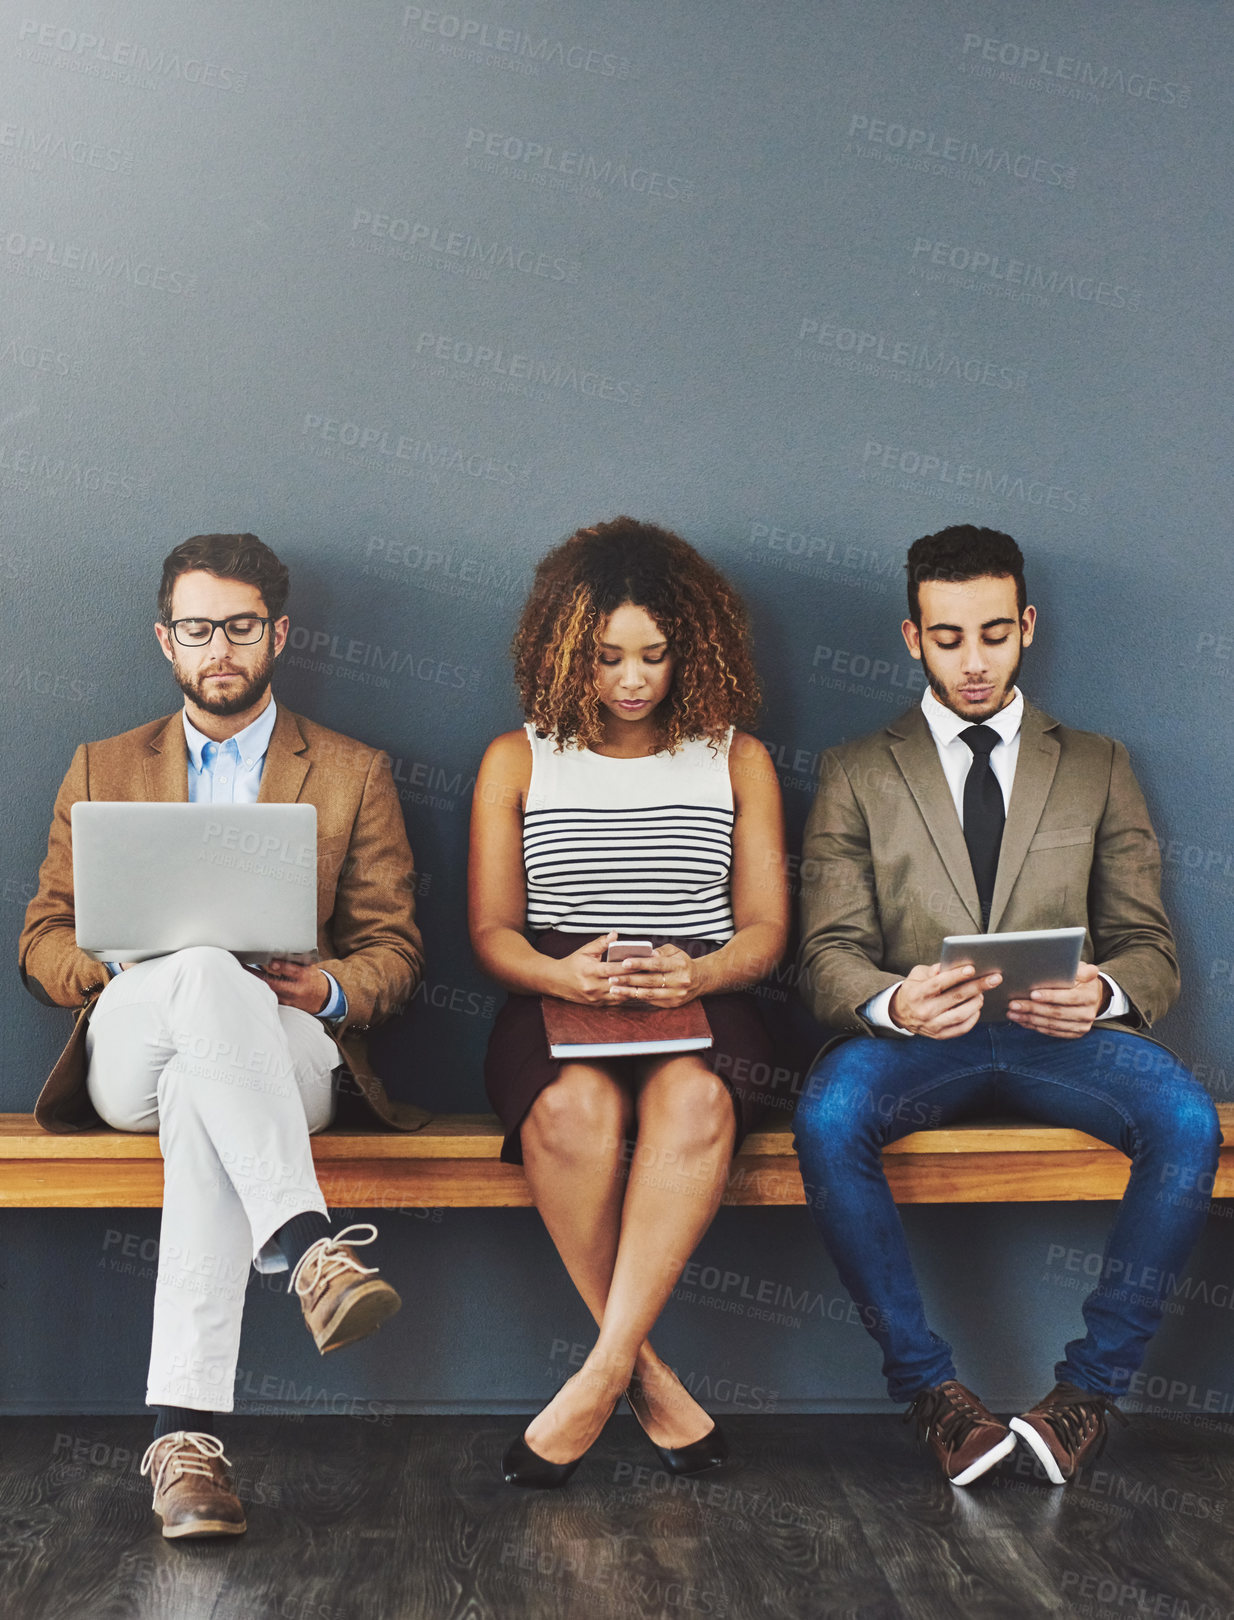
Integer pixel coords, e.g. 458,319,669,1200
257,704,311,803
142,704,310,803
143,714,190,801
888,709,983,930
988,700,1060,931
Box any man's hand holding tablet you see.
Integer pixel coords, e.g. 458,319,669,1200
888,961,1003,1039
939,927,1093,1034
890,928,1094,1039
1006,960,1108,1039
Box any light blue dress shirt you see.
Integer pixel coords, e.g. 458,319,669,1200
108,697,347,1023
184,693,279,806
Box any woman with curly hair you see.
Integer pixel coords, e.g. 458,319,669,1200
469,516,788,1487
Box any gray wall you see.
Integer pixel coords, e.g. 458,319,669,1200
3,1,1232,1418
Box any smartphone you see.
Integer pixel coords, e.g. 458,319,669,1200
606,939,655,964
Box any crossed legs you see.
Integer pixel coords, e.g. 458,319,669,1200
85,946,337,1415
519,1055,737,1463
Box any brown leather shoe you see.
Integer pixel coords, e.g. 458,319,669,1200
904,1380,1017,1485
289,1222,401,1353
140,1432,247,1539
1010,1382,1127,1483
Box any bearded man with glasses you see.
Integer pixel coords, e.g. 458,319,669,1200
19,534,427,1540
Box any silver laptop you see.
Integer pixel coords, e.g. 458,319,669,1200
72,803,318,963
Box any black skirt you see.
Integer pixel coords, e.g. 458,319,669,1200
483,930,778,1165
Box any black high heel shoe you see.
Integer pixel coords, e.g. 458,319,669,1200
501,1432,583,1490
502,1390,621,1488
624,1391,729,1476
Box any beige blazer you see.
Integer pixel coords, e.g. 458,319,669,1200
19,703,429,1133
798,699,1179,1046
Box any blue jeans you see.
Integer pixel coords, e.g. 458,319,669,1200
792,1026,1222,1403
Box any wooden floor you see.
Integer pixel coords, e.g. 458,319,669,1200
2,1412,1233,1619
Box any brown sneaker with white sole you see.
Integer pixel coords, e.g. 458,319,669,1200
140,1431,247,1539
1009,1382,1127,1484
904,1379,1017,1486
289,1222,401,1353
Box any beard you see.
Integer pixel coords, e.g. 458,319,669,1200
171,643,276,716
920,642,1022,722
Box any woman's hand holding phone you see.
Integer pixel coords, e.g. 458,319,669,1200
549,931,628,1004
606,942,703,1008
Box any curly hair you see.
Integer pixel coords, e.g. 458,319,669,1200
511,517,761,752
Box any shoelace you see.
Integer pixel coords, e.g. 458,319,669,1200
288,1222,380,1298
904,1384,988,1449
1034,1387,1127,1463
139,1431,230,1498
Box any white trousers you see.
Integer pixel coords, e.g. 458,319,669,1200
85,946,337,1412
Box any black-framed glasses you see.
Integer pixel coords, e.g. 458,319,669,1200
167,615,271,647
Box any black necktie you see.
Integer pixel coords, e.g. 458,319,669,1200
960,725,1004,926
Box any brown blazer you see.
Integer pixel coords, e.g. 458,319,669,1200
19,703,429,1133
798,699,1179,1050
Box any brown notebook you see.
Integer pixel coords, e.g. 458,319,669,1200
541,997,713,1058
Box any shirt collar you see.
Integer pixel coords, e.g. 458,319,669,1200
182,695,278,770
921,685,1023,748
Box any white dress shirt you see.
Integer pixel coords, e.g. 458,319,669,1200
109,697,346,1022
863,686,1128,1030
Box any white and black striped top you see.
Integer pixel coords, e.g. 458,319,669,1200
522,722,736,941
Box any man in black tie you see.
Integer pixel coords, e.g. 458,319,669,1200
792,525,1221,1487
959,722,1003,927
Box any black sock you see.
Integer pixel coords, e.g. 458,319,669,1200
276,1210,332,1272
152,1405,216,1441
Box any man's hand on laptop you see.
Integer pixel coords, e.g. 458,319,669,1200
889,963,1002,1039
1006,961,1107,1040
246,957,331,1015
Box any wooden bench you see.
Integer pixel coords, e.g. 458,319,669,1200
3,1107,1232,1208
